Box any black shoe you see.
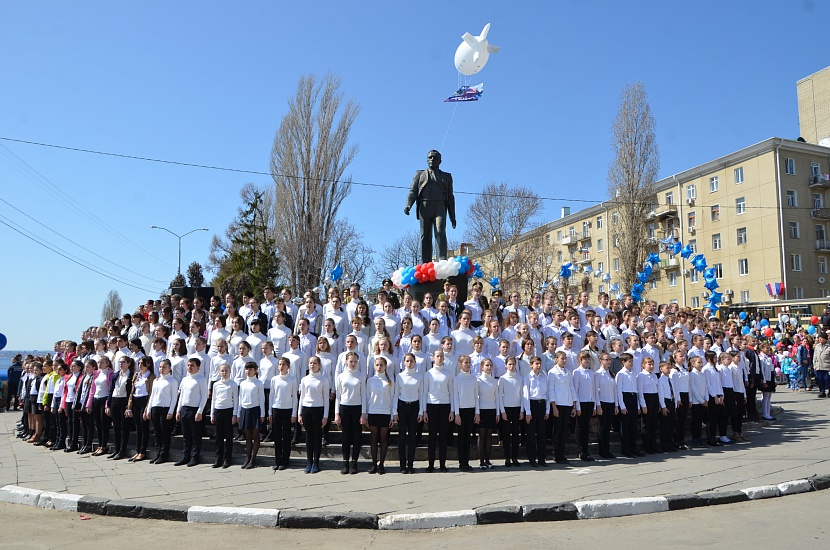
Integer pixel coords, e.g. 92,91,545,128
222,460,231,469
634,450,645,457
378,464,385,475
213,459,223,469
504,460,512,467
401,465,409,474
350,461,358,474
277,464,286,471
553,458,568,465
623,452,635,458
512,459,521,467
527,460,538,467
112,452,127,460
106,451,118,459
368,464,378,474
341,462,350,475
579,455,595,462
65,445,79,453
425,466,435,473
187,457,199,467
538,461,550,467
439,466,449,473
174,457,189,466
272,465,279,471
244,460,256,470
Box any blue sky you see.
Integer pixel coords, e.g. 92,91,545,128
1,1,828,349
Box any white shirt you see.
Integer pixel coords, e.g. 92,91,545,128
177,372,209,414
210,378,239,416
269,373,298,415
454,371,478,413
425,365,453,406
366,374,395,415
335,369,366,412
547,366,577,408
476,373,499,412
239,377,266,417
572,366,597,407
637,371,659,408
259,354,279,385
210,353,232,383
595,368,617,405
267,325,292,357
395,368,425,413
451,327,476,357
523,370,548,414
689,369,709,404
298,372,331,416
498,371,523,409
148,375,179,414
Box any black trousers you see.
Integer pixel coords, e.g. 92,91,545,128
706,398,719,442
79,406,94,448
213,407,234,462
301,406,324,465
620,393,639,454
659,398,676,451
42,394,54,442
552,404,572,461
577,401,594,456
501,406,521,461
322,393,335,440
456,408,475,467
93,397,110,448
427,403,451,467
66,404,80,447
690,403,706,440
180,406,203,459
597,402,615,455
675,392,689,445
641,393,659,452
525,400,547,463
339,404,362,461
55,408,67,446
397,400,419,467
733,392,746,434
132,395,150,454
719,387,736,437
745,378,759,420
110,397,130,453
272,408,293,467
150,406,172,457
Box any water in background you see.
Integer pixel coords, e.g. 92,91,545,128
0,351,51,382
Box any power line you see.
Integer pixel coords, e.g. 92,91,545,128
0,135,817,212
0,197,169,285
0,214,160,294
0,143,173,268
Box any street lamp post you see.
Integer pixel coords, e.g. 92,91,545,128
150,226,209,275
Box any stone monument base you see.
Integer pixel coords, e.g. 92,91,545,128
410,274,468,304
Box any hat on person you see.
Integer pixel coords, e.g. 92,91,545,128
492,289,502,297
382,278,393,286
819,332,828,340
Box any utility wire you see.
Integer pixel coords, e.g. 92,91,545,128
0,214,160,294
0,135,807,211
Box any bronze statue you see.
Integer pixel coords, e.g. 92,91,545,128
404,150,457,264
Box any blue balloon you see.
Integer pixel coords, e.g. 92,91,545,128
760,319,769,327
808,325,817,335
742,326,751,335
739,312,748,320
0,332,6,351
330,264,343,282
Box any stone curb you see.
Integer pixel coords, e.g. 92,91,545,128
0,476,825,530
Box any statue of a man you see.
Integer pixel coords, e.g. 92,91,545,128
404,150,457,264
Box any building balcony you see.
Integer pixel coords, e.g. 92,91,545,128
561,235,576,245
659,257,680,270
816,239,830,251
577,231,591,243
575,254,592,265
809,175,830,189
653,204,679,220
811,208,830,220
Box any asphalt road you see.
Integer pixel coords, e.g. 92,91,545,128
0,489,825,549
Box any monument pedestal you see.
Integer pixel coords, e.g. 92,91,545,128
410,274,468,304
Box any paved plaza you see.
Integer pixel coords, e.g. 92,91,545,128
1,390,826,515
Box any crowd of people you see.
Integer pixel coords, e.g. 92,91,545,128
6,279,824,474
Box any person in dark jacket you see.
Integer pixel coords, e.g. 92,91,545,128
6,355,23,411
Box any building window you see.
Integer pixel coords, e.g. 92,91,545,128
691,296,700,308
649,279,657,290
816,225,826,242
569,226,576,237
665,192,674,205
738,258,749,276
597,261,604,273
686,184,696,201
734,166,744,184
713,263,723,278
597,238,604,252
612,211,619,225
710,205,720,222
819,256,828,274
736,197,746,215
740,290,750,303
545,234,550,245
791,254,802,272
789,222,800,239
812,162,821,176
599,285,606,294
668,272,677,287
557,251,562,262
737,227,747,245
545,254,551,266
648,223,655,238
712,233,721,250
582,221,590,237
793,287,804,299
822,288,830,298
596,215,603,229
687,211,696,229
688,239,697,253
613,258,620,272
690,269,699,283
787,190,797,207
785,158,795,175
814,193,824,209
556,230,562,242
709,176,719,193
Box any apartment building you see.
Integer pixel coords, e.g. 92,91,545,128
472,138,830,307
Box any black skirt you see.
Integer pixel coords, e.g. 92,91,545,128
478,408,497,429
238,406,262,430
368,413,391,427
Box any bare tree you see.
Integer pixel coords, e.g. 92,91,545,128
374,229,421,282
324,218,374,288
270,73,360,293
506,228,559,297
463,181,542,291
608,82,659,295
100,290,122,324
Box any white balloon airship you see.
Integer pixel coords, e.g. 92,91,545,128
454,23,500,76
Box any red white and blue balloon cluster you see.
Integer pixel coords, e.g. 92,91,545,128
391,256,483,289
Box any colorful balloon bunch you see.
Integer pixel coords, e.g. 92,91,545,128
391,256,478,289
